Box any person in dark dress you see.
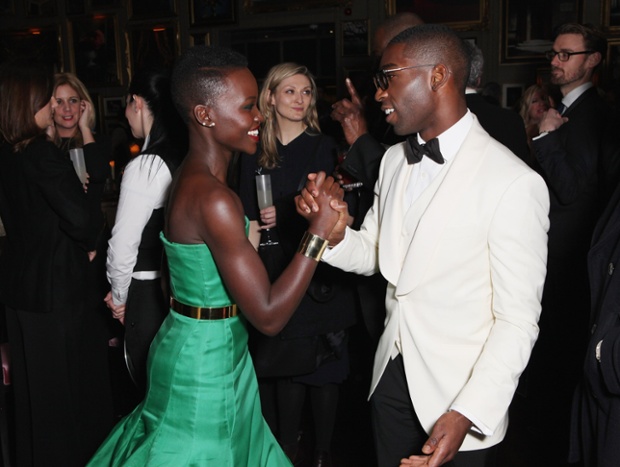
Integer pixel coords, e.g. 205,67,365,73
0,60,113,467
238,62,357,467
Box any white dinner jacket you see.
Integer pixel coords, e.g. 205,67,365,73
325,118,550,450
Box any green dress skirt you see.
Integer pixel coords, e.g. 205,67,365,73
87,227,291,466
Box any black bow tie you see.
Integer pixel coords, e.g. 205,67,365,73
405,136,444,165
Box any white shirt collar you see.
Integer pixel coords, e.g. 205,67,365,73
418,110,473,163
562,82,593,109
141,134,151,151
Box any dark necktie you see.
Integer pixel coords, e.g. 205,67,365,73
405,135,444,165
556,102,567,115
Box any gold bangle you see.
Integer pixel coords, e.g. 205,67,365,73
297,231,328,262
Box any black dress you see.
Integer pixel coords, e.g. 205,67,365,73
238,130,357,384
0,137,113,466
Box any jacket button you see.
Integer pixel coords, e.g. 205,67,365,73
609,262,615,275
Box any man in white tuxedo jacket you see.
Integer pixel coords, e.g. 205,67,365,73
298,25,549,467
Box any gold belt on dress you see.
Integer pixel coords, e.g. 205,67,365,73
170,298,237,320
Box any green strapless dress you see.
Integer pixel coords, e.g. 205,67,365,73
87,226,291,466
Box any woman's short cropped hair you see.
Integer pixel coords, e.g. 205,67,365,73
171,45,248,124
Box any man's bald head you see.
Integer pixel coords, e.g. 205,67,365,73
372,12,424,57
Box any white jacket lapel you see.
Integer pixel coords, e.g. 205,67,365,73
395,122,491,296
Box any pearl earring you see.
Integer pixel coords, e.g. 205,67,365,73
208,122,215,127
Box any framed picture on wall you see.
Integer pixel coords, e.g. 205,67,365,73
602,0,620,32
103,96,125,117
91,0,121,8
0,26,63,71
131,0,176,19
65,0,85,15
26,0,57,16
70,15,122,86
607,39,620,85
0,0,14,15
387,0,489,31
190,32,211,46
128,22,179,77
501,0,582,63
243,0,345,14
191,0,235,26
502,83,524,109
342,20,369,57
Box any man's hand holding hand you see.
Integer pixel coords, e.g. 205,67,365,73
296,172,348,246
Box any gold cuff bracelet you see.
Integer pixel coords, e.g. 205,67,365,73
297,231,329,262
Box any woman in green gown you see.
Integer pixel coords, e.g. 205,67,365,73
87,46,346,466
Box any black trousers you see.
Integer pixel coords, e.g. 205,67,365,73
370,354,498,467
124,277,168,390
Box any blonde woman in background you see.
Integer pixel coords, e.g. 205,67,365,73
519,84,552,144
238,62,357,467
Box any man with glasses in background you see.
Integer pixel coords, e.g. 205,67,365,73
518,23,618,467
298,24,549,467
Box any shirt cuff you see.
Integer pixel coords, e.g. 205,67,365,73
321,228,351,261
449,405,494,437
532,131,549,141
112,288,128,306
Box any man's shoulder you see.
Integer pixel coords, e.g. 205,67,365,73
568,86,608,114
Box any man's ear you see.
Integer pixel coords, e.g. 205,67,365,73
430,64,450,91
587,51,602,70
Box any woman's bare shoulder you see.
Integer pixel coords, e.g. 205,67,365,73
167,169,245,244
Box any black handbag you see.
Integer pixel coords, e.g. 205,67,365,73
250,333,320,378
250,329,344,379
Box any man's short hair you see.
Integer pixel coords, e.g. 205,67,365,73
389,24,471,93
463,40,484,89
554,23,607,58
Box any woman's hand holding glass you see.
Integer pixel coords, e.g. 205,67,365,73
259,205,276,229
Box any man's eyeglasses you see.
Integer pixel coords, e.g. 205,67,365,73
545,50,594,62
373,64,435,91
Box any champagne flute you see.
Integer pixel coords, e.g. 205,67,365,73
255,174,278,246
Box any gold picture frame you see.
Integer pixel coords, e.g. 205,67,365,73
191,0,235,26
0,26,63,71
69,14,122,86
127,21,179,77
602,0,620,32
386,0,489,31
244,0,345,14
501,0,582,64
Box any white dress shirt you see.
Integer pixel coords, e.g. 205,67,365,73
106,137,172,306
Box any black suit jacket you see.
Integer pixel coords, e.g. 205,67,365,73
532,87,613,261
569,183,620,467
465,92,530,162
0,137,103,313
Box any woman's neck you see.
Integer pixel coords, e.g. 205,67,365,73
276,118,307,145
57,127,78,139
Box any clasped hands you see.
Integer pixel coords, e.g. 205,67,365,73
538,107,569,134
295,171,348,246
104,291,126,325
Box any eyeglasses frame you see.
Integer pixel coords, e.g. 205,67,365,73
545,50,594,62
373,64,436,91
